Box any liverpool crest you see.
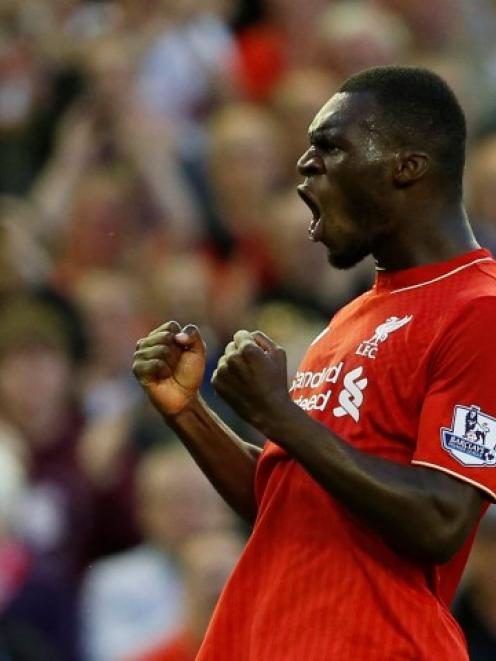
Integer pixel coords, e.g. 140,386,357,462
356,315,413,359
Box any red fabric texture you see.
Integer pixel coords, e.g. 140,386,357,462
197,248,496,660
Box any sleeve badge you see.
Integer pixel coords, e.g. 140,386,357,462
441,405,496,467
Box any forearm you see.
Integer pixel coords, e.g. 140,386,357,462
141,154,203,244
168,396,260,523
263,402,480,562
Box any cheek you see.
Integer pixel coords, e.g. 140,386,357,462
341,176,386,229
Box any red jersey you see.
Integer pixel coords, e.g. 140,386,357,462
197,248,496,660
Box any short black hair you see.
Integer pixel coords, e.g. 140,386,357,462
340,66,466,196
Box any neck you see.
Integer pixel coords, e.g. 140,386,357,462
373,201,479,272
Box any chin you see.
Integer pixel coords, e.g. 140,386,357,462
326,244,370,270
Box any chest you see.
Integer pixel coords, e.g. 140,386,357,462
290,293,439,458
257,295,435,506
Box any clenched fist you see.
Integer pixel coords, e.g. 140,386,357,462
133,321,206,417
211,330,292,433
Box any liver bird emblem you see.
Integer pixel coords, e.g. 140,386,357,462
366,315,413,347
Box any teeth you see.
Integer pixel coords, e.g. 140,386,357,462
308,217,321,241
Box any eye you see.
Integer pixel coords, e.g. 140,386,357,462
314,137,340,153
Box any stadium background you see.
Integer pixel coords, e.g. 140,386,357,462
1,0,496,659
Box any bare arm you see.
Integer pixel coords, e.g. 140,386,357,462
117,111,204,247
212,330,484,563
261,400,483,563
168,397,260,523
133,322,260,523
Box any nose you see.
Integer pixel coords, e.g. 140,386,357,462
297,146,324,177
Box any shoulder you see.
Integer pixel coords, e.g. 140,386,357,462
440,294,496,331
426,258,496,339
428,294,496,369
448,255,496,298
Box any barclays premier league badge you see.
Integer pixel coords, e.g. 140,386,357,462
441,405,496,467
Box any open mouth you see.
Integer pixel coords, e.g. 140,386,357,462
297,185,323,242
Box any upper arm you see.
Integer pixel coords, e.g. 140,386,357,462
417,464,484,560
413,297,496,501
411,297,496,554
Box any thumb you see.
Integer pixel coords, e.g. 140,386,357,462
175,324,206,355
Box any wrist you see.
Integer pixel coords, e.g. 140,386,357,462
167,393,204,427
258,396,302,441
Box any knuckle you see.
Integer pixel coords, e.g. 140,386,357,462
240,342,257,357
217,356,228,371
233,329,249,344
212,375,226,393
226,351,240,365
147,331,173,347
147,346,163,361
164,320,181,331
132,362,147,379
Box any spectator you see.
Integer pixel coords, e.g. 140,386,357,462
0,196,52,296
376,0,466,50
74,270,145,423
80,444,236,661
33,35,202,249
0,439,60,660
0,295,92,660
206,102,285,295
317,1,412,80
270,67,338,184
130,530,244,661
1,1,496,657
135,2,238,147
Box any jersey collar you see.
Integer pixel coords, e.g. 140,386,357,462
373,248,493,294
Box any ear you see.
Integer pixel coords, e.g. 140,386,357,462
393,152,430,187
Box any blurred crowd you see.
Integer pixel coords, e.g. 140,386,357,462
1,0,496,659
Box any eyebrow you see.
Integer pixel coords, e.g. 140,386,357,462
309,116,382,144
308,124,343,143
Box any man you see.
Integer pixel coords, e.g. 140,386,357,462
129,530,244,661
133,67,496,659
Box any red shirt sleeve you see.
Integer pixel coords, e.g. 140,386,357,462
412,296,496,501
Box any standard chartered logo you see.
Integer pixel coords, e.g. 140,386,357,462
333,367,368,422
292,362,368,421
